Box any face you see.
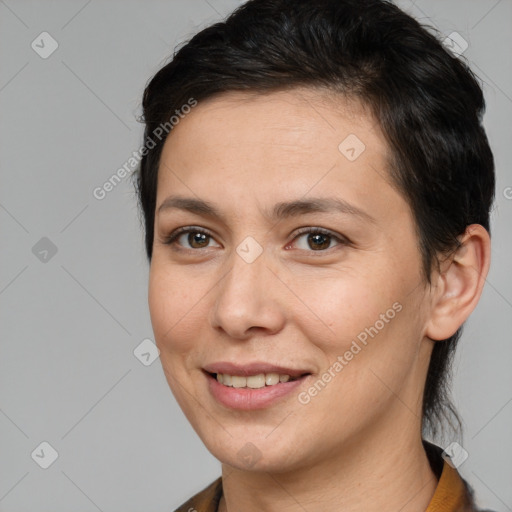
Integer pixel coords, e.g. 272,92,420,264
148,88,434,473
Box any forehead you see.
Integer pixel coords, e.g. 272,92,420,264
165,88,383,154
156,88,403,226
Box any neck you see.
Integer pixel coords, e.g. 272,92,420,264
218,421,438,512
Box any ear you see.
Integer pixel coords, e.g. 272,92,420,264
425,224,491,341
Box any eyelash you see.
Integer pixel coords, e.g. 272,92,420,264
162,226,349,253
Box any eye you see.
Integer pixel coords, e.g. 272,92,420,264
162,226,220,250
287,227,348,252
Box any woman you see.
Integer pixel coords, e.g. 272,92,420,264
133,0,496,510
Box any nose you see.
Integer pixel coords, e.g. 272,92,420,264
209,248,286,340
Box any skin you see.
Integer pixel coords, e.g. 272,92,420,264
148,88,491,512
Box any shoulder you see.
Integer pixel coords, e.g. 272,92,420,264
174,477,223,512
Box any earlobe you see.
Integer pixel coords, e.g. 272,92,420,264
425,224,491,341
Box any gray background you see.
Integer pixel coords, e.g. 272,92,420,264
1,0,511,511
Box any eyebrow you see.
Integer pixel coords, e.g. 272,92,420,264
157,195,376,224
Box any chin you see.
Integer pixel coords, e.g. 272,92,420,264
202,429,312,473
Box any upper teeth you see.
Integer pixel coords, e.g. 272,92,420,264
216,373,292,388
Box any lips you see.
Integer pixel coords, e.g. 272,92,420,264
203,362,312,409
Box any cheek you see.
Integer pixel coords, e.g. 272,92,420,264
292,271,421,398
302,277,423,390
148,261,207,355
290,270,400,348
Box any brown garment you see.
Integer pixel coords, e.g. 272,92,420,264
174,441,493,512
